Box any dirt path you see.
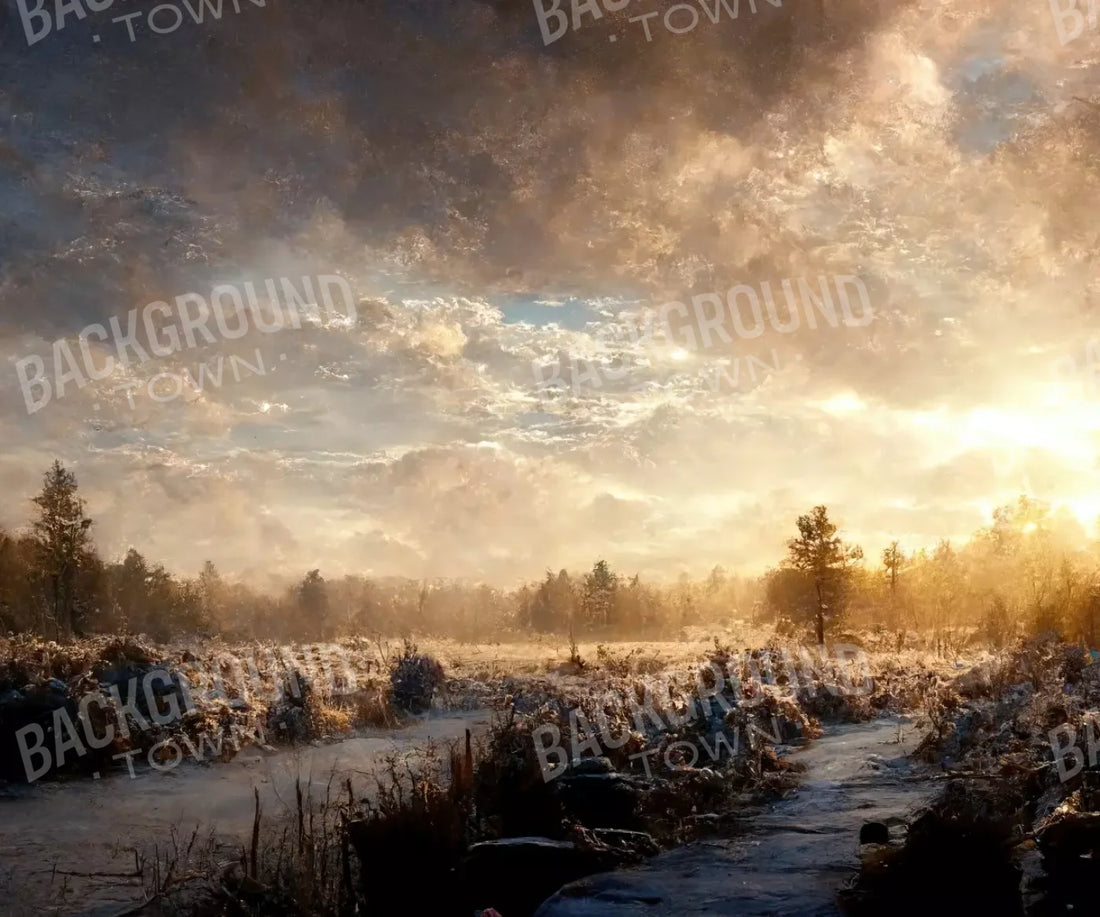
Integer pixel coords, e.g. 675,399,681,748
536,716,937,916
0,710,489,916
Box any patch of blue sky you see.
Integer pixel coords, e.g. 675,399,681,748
946,31,1044,155
491,292,645,331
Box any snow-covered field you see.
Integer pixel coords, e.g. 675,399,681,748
0,627,982,915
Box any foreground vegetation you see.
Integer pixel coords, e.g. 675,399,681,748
844,636,1100,917
2,624,1097,915
1,625,966,915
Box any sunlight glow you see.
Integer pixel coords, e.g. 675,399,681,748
959,407,1099,462
818,392,866,416
1060,496,1100,533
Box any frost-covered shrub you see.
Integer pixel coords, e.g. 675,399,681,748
265,667,319,743
390,640,445,714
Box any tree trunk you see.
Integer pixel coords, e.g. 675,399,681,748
59,566,73,639
888,569,897,633
51,572,62,640
814,579,825,646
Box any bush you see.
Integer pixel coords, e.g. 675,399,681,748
841,782,1025,917
595,644,636,677
390,640,445,714
265,668,321,743
349,746,470,914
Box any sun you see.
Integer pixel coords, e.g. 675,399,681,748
1060,496,1100,533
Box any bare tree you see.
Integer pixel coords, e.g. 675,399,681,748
882,540,905,642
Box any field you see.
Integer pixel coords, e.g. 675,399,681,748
0,625,1043,916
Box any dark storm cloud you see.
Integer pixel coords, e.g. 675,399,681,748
0,0,905,339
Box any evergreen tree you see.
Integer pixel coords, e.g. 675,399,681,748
582,559,617,631
31,461,94,638
298,569,330,637
785,505,863,645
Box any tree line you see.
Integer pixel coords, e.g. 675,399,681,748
2,462,1098,649
764,499,1100,651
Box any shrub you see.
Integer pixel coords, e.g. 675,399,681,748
390,639,445,714
595,644,636,677
349,745,470,914
265,668,321,744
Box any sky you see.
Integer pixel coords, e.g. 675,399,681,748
1,0,1099,588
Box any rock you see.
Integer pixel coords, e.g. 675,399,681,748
872,692,899,710
463,838,607,917
1036,806,1100,910
859,822,890,845
94,667,131,687
772,714,804,742
564,756,615,776
0,691,78,781
685,813,721,828
865,753,907,772
555,772,644,830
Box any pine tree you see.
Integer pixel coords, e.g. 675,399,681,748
582,560,617,631
298,569,330,637
31,460,94,638
786,506,862,645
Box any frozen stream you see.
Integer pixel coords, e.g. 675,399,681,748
0,714,937,917
0,710,489,916
536,716,938,916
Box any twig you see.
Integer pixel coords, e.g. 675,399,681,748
898,770,1024,782
250,786,261,880
98,872,208,917
53,869,142,879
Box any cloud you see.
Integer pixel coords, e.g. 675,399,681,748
0,0,1098,583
